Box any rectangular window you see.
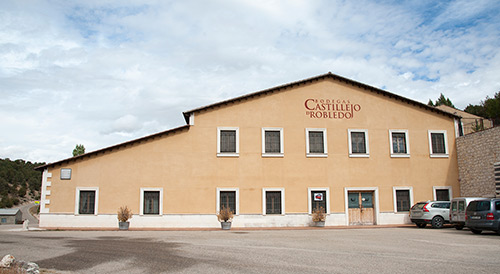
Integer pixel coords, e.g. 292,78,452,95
266,191,282,214
262,128,284,156
348,129,369,157
219,191,236,214
143,191,160,215
140,188,163,215
1,218,6,223
79,190,96,214
396,190,410,212
217,127,239,157
389,130,410,157
306,128,327,157
434,187,451,201
220,131,236,152
308,188,329,214
393,187,413,213
428,130,448,157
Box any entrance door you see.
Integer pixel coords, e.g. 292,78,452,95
348,191,374,225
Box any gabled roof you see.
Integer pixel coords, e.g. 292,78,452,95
35,125,190,171
36,72,459,171
182,72,459,123
0,208,21,215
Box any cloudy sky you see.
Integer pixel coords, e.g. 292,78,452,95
1,0,500,163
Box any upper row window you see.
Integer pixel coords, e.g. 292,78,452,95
306,128,328,157
217,127,239,157
216,127,448,158
262,128,284,157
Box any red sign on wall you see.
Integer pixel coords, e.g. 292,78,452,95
305,98,361,119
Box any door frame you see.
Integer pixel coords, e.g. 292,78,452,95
344,187,379,225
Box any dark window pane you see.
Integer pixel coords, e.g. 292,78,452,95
265,131,281,153
266,191,282,214
309,131,324,153
431,133,446,154
392,133,407,154
220,130,236,153
311,191,327,211
220,191,236,214
144,191,160,214
435,189,450,201
79,190,95,214
396,190,410,212
351,132,366,154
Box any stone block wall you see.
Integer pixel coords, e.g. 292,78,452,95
457,126,500,197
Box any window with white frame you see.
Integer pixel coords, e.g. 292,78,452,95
75,187,98,215
433,186,452,201
262,188,284,215
262,128,284,157
428,130,448,157
140,188,163,215
217,188,239,215
393,187,413,213
217,127,239,157
306,128,327,157
389,130,410,157
348,129,369,157
308,188,330,214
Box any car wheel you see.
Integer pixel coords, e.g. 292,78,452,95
455,225,464,230
431,216,444,229
471,229,482,234
416,223,427,228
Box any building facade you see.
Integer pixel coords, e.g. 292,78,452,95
36,73,461,229
457,126,500,198
0,209,23,224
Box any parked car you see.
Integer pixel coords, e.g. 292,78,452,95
465,198,500,235
410,201,450,228
450,197,483,230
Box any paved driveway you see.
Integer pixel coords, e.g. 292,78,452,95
1,227,499,273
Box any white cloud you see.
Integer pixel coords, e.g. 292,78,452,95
0,0,499,163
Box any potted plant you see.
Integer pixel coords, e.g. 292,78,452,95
312,206,326,227
117,205,132,230
216,206,234,230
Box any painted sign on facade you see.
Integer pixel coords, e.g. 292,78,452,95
305,98,361,119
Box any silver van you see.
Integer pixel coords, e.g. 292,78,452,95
450,197,483,230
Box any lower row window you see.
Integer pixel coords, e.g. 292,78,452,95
74,187,445,215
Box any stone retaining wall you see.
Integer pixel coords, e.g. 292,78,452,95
457,126,500,197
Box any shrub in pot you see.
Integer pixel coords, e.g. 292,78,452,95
216,206,234,230
312,206,326,227
117,206,132,230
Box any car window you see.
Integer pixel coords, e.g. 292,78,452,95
451,202,457,211
468,201,490,211
496,201,500,211
411,203,426,210
432,203,449,209
458,201,465,211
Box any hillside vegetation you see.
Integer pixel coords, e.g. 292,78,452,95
0,158,45,208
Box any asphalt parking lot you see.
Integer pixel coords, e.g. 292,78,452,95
1,226,500,273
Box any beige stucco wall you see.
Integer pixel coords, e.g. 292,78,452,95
43,78,460,219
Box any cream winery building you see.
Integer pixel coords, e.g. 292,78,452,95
36,73,462,229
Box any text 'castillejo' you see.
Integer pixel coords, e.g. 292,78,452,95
304,99,361,119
